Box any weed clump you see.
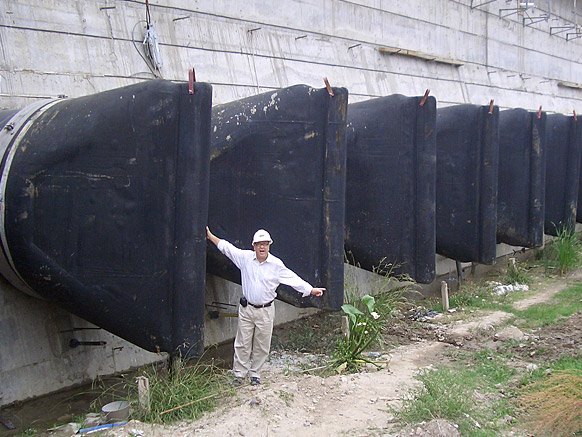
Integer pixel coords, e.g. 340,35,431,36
395,353,516,435
395,367,492,434
336,257,412,372
540,226,582,275
92,360,229,425
505,257,531,285
134,361,228,424
513,283,582,329
332,294,384,372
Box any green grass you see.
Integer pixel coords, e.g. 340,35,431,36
505,258,531,285
398,268,582,436
520,354,582,387
430,275,581,328
92,360,230,425
469,350,517,385
551,354,582,372
539,227,582,274
395,354,516,435
430,280,517,313
135,361,229,424
397,367,476,424
397,352,580,436
429,230,581,316
554,227,581,273
512,283,582,329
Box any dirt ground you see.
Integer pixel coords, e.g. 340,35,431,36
5,271,581,437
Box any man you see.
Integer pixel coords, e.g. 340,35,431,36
206,226,325,386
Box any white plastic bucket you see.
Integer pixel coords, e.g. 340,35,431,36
101,400,130,422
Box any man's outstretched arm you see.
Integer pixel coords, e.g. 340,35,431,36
278,265,326,298
206,226,246,269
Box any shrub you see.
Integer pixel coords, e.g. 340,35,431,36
542,225,581,275
332,294,383,372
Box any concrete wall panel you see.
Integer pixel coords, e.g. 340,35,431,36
0,280,162,405
2,0,582,109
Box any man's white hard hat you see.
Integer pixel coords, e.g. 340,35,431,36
252,229,273,245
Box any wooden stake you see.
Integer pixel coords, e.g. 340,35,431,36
341,315,350,340
441,281,449,312
136,376,150,413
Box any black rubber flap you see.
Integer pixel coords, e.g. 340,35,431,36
345,94,436,283
497,109,546,247
545,114,582,235
208,85,348,310
1,80,212,357
436,104,499,263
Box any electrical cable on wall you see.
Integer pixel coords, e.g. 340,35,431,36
142,0,163,77
131,20,159,78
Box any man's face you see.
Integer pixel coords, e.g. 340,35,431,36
253,241,270,262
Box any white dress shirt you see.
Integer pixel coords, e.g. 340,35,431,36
217,240,313,305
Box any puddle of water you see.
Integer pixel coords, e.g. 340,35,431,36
0,375,123,436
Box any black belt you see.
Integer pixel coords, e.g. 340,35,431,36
249,300,273,309
240,296,274,309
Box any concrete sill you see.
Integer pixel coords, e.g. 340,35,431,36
377,46,464,67
558,80,582,90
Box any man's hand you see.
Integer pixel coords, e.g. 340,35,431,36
310,287,325,297
206,226,220,246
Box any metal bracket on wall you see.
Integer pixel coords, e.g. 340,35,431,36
69,339,107,348
206,302,238,319
499,7,526,18
523,12,550,26
471,0,497,9
499,1,538,18
550,25,577,35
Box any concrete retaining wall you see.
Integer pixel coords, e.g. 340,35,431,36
2,0,581,110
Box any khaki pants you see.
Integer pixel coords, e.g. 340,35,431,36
232,303,275,379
